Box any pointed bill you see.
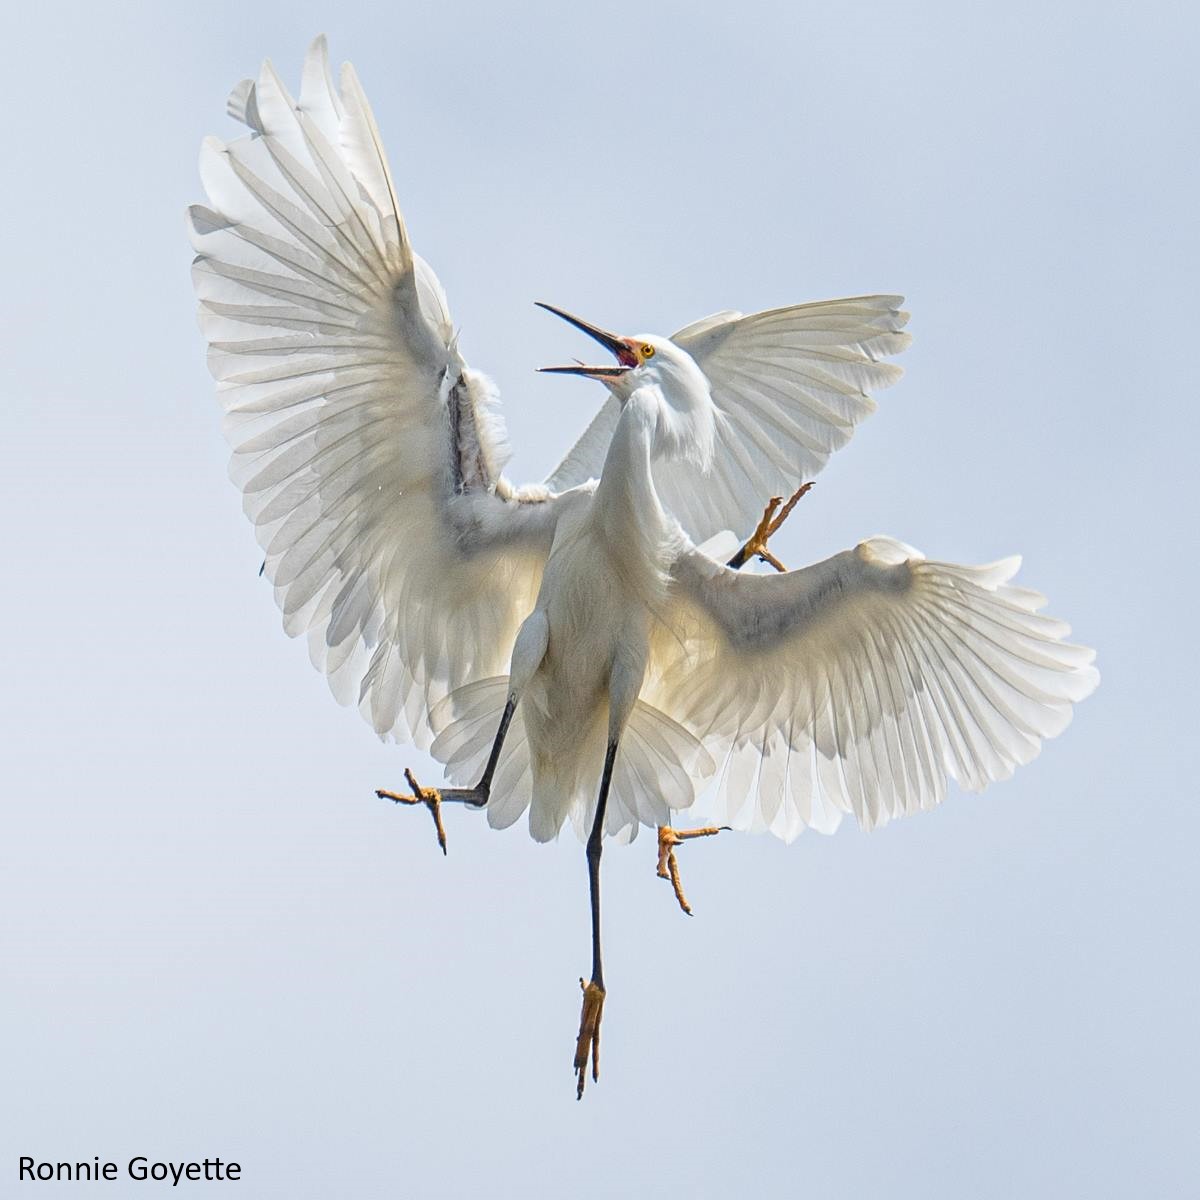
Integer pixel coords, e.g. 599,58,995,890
536,302,636,376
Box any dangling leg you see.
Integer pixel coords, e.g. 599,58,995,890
574,739,618,1100
726,482,813,572
375,696,517,855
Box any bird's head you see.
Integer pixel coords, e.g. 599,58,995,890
537,302,715,468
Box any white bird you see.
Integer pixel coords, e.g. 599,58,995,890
189,38,1099,1099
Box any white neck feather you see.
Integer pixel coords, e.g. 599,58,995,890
587,389,683,584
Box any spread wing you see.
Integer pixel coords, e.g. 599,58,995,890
648,539,1098,839
547,297,911,542
189,37,564,748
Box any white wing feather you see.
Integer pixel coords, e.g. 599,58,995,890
190,38,561,749
653,538,1099,839
548,297,911,542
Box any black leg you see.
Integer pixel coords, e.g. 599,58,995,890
575,739,618,1099
429,693,518,807
587,740,619,990
475,696,515,799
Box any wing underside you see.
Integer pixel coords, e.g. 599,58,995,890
548,296,911,543
191,37,559,748
652,538,1098,838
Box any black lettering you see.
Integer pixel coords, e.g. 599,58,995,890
129,1157,148,1180
227,1161,241,1180
19,1158,34,1180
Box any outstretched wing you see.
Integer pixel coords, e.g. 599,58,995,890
548,297,911,542
190,38,562,748
649,538,1098,839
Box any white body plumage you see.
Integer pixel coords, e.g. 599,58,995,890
515,388,691,841
190,38,1097,849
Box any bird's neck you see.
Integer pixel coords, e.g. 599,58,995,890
593,389,671,561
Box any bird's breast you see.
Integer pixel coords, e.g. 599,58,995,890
534,518,654,695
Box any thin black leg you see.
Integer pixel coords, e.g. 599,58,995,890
476,697,515,799
587,740,619,990
575,739,618,1098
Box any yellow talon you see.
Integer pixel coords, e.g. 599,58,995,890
574,978,606,1100
376,767,448,855
656,825,728,915
730,483,813,572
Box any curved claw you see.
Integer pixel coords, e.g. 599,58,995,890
574,978,606,1100
376,767,447,855
656,825,729,915
727,483,814,572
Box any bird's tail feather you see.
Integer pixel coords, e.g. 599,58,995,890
429,677,715,842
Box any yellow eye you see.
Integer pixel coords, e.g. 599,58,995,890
640,343,656,359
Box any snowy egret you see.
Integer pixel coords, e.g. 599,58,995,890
189,38,1098,1099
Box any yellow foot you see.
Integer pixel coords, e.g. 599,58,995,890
574,978,605,1100
376,768,447,855
656,825,729,915
728,483,814,572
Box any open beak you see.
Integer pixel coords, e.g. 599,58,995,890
535,301,635,378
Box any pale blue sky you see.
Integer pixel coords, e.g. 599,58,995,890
3,1,1196,1196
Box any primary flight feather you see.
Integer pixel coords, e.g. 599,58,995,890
189,37,1097,1099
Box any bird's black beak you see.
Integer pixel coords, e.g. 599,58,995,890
535,301,635,377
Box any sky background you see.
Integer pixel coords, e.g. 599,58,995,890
3,1,1196,1196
